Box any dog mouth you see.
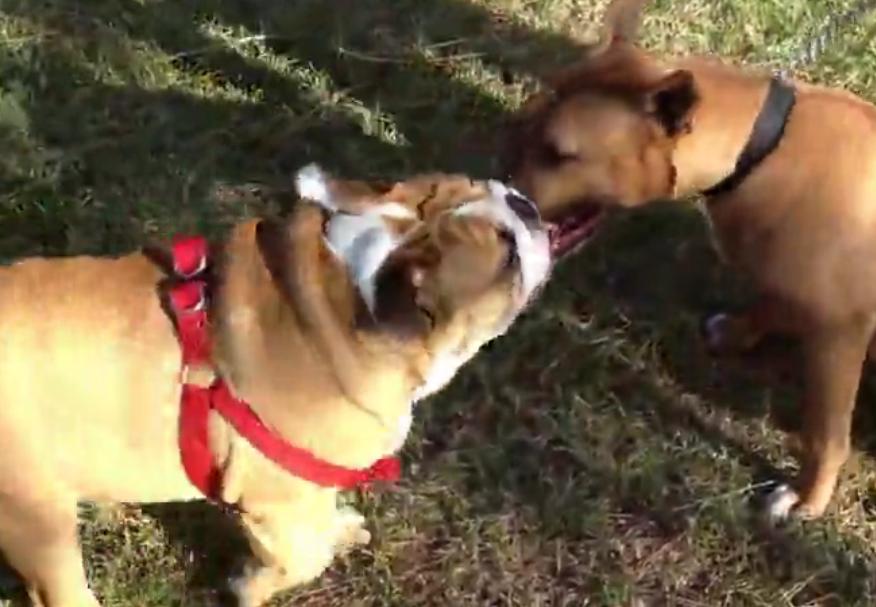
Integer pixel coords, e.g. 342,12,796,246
546,199,607,258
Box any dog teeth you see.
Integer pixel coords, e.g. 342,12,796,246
764,483,800,523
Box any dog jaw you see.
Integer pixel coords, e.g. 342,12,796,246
454,181,552,305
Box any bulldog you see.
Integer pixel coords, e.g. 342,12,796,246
506,0,876,521
0,165,551,606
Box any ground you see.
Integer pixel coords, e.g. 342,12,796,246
1,0,876,605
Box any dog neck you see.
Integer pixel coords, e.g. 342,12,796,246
671,60,778,198
210,210,417,465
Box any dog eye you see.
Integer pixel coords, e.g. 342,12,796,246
538,142,577,167
498,229,518,269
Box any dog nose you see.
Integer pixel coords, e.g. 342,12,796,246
506,191,540,223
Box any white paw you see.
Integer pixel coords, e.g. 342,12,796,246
703,312,731,351
228,572,253,607
335,507,371,548
229,564,289,607
764,483,800,523
337,506,365,526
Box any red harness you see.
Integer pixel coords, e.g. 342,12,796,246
168,236,401,502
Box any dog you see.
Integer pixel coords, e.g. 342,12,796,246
0,164,551,606
506,0,876,521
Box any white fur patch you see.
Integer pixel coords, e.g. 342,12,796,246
295,163,333,208
324,213,400,312
371,202,416,219
296,164,414,311
411,349,470,403
388,412,413,452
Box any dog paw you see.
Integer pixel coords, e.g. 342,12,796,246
702,313,735,354
230,565,285,607
764,483,801,523
334,507,371,551
228,573,254,607
702,311,765,355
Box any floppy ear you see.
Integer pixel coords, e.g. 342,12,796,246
296,163,335,207
295,163,401,214
644,70,699,136
366,251,435,340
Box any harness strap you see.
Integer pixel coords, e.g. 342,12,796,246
702,76,796,198
168,235,401,502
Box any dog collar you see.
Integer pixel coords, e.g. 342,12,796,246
168,236,401,502
702,76,796,198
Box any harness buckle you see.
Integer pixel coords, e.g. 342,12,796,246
180,363,216,388
172,236,209,278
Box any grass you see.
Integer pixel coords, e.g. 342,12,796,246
2,0,876,605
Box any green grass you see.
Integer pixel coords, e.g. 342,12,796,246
2,0,876,605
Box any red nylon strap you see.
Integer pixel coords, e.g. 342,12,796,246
178,384,222,498
210,382,402,488
169,235,401,501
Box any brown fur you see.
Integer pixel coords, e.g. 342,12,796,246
0,171,548,606
508,0,876,519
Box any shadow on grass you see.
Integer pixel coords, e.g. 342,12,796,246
0,0,875,604
138,502,249,607
0,0,587,262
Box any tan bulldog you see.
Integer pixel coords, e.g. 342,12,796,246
0,165,551,606
507,0,876,521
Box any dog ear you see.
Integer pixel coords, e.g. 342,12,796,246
561,0,649,61
295,163,402,215
603,0,650,45
644,70,699,136
538,0,652,93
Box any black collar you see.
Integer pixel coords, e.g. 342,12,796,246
702,76,796,198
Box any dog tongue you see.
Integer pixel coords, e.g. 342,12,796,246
548,210,603,258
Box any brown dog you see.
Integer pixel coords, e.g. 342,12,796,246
508,0,876,520
0,165,550,606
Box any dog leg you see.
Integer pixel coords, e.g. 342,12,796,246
703,295,799,355
765,322,871,521
232,495,370,607
0,497,98,607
